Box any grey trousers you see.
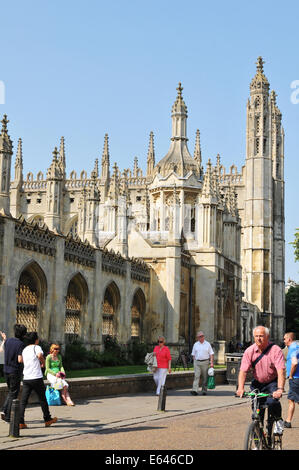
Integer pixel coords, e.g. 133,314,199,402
192,359,209,392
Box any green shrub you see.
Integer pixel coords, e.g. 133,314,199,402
63,341,89,370
127,339,149,365
61,337,151,370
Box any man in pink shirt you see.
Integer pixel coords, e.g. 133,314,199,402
237,326,285,435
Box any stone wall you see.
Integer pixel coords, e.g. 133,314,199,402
0,369,227,406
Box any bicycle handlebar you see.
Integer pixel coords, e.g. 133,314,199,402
235,392,271,398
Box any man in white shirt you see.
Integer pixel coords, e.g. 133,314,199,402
190,331,214,396
19,332,57,429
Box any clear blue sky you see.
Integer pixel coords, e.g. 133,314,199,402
1,0,298,281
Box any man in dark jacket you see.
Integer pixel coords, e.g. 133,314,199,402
0,324,27,422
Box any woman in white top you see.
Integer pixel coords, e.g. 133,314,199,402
19,332,57,429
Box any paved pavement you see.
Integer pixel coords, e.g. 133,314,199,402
0,382,294,450
0,383,243,450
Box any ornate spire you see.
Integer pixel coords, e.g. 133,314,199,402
172,82,188,117
256,56,265,74
101,133,110,180
12,137,23,187
154,83,196,177
15,138,23,167
250,56,269,93
133,156,139,177
225,183,237,218
0,114,9,135
59,136,66,164
0,114,13,152
202,159,216,200
91,158,99,179
146,131,155,177
108,162,119,200
212,166,222,205
194,129,203,177
47,147,63,180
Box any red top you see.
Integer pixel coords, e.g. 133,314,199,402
154,345,171,369
240,343,285,383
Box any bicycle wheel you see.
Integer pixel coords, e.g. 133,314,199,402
244,422,263,450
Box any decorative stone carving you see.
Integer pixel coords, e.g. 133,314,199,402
64,233,96,267
14,218,56,256
102,248,126,276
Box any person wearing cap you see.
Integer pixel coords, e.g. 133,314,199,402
190,331,214,396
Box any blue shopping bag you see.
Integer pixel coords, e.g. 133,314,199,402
46,385,61,406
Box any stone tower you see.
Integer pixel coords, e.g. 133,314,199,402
242,57,285,340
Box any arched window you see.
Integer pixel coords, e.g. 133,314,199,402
16,262,47,333
131,289,146,339
102,282,120,337
65,273,88,343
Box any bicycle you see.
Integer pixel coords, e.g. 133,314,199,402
237,390,283,450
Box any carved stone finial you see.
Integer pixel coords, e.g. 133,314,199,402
52,147,59,161
256,56,265,73
0,114,9,135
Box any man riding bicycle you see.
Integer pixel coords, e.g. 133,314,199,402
236,326,285,435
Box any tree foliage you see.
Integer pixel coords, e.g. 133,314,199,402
291,228,299,262
285,285,299,336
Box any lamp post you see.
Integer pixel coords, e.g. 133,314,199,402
240,305,249,344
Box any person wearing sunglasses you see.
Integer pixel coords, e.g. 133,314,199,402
45,343,74,406
153,336,172,395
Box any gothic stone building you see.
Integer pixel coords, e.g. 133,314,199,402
0,57,285,360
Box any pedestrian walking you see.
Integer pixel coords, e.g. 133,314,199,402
0,324,27,423
153,336,171,395
283,332,299,428
19,332,57,429
190,331,214,396
45,343,75,406
236,326,285,437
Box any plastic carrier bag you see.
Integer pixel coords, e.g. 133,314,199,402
46,385,61,406
207,375,215,390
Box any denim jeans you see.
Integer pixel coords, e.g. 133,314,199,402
19,378,52,424
250,379,282,433
2,372,22,421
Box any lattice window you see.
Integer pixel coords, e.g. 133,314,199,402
255,138,260,154
64,311,80,335
65,291,81,339
255,116,260,134
102,300,115,336
131,305,140,337
191,207,196,233
69,220,78,236
16,273,38,332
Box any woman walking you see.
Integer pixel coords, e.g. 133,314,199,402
153,336,171,395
